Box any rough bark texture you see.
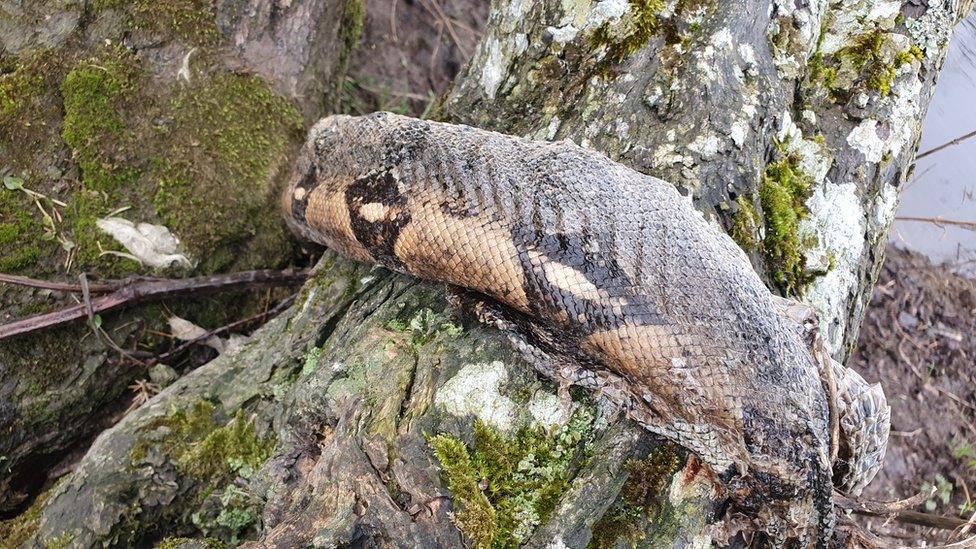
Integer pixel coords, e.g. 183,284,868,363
0,0,352,517
1,0,971,547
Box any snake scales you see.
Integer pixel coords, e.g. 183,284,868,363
282,112,890,546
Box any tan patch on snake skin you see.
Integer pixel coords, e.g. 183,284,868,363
293,187,307,201
583,325,742,439
534,254,604,301
303,184,374,263
394,199,531,313
358,202,392,223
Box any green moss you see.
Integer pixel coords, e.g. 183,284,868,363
386,307,463,351
730,195,760,253
894,50,915,68
826,30,917,98
429,407,596,548
339,0,365,66
152,73,303,273
0,477,67,549
178,410,275,481
132,401,275,484
61,45,142,192
56,46,151,275
0,50,67,170
94,0,219,45
127,401,275,543
0,58,42,124
591,0,667,69
92,0,127,9
0,187,46,272
588,444,683,549
302,346,324,375
909,44,924,61
190,484,264,544
759,150,814,295
41,533,74,549
156,538,224,549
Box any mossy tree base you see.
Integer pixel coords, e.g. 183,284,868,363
2,0,968,545
22,253,715,547
0,0,355,517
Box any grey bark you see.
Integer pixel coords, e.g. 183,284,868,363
6,0,973,547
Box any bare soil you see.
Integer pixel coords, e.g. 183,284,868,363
342,0,488,117
850,246,976,545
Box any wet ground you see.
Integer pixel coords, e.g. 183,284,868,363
851,248,976,545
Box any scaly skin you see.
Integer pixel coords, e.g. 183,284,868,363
282,112,888,546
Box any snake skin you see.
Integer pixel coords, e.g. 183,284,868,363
281,112,890,546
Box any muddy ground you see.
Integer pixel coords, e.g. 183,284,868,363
850,247,976,545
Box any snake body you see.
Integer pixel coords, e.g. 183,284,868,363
282,112,890,545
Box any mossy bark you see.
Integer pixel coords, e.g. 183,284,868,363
23,252,716,547
5,0,971,547
0,0,354,517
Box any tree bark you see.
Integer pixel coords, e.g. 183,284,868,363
9,0,974,547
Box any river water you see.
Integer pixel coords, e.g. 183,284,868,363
891,13,976,274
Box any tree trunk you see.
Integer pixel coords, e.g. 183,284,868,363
0,0,353,517
7,0,973,547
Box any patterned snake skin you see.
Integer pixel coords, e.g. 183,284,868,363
282,112,890,546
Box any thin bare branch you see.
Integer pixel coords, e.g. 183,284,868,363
0,269,310,341
0,273,119,294
915,129,976,162
835,492,970,531
143,292,298,367
896,216,976,232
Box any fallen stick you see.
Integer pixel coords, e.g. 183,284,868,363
0,269,310,341
835,492,970,531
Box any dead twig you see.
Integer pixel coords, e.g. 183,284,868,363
915,129,976,162
896,216,976,232
0,269,310,341
142,292,298,367
835,492,970,531
419,0,472,57
0,272,118,294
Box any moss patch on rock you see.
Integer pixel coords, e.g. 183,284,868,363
60,44,143,193
810,28,922,102
0,49,68,171
0,185,49,273
0,477,67,549
93,0,219,46
132,400,275,483
591,0,667,69
588,444,684,548
428,407,596,548
759,150,815,295
129,401,276,543
730,195,760,253
156,538,224,549
152,73,303,272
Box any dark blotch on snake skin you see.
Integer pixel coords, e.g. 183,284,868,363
345,169,412,269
